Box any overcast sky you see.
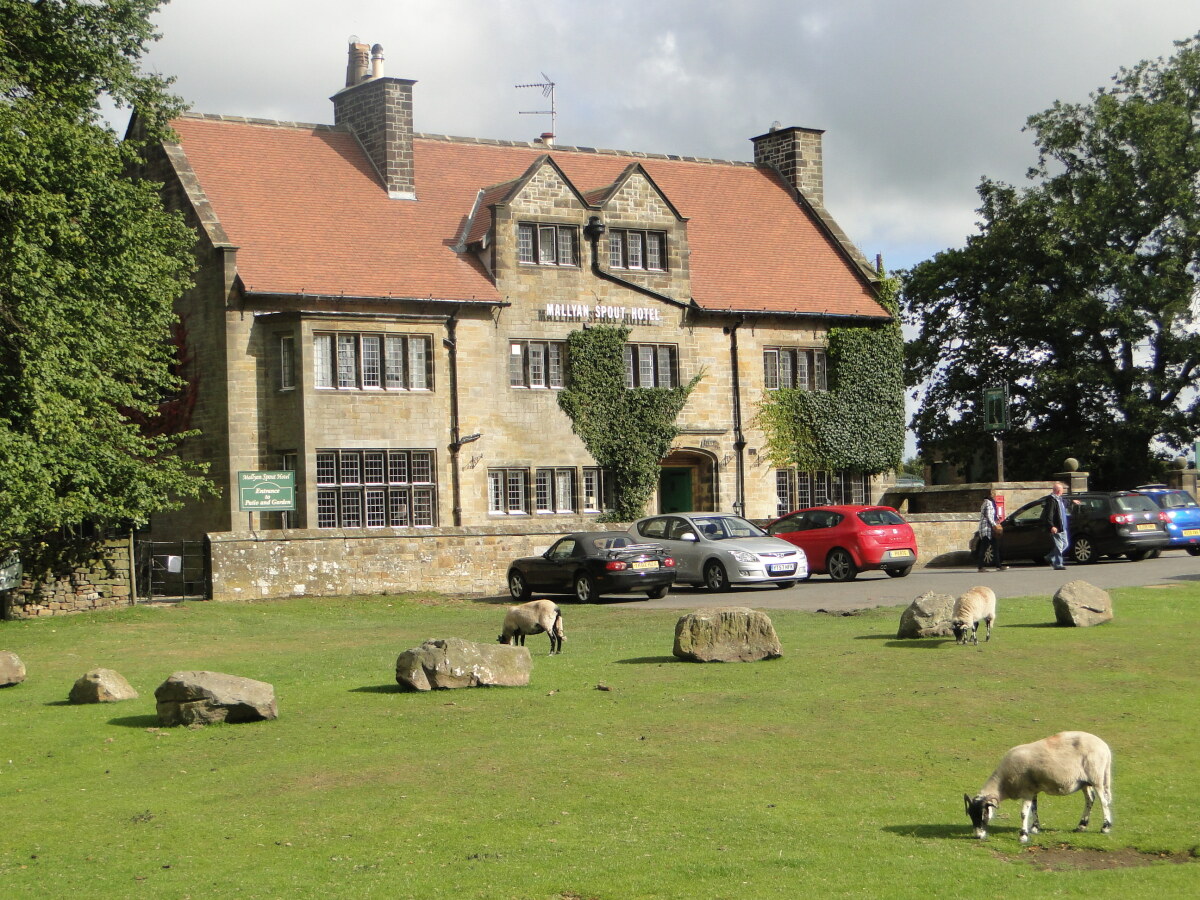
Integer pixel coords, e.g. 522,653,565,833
135,0,1199,273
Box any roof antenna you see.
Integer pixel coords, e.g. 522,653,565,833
516,73,556,144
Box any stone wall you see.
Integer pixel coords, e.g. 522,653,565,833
2,538,136,619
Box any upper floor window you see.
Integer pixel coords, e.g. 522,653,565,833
764,347,827,391
278,335,295,391
623,343,677,388
313,332,432,391
609,229,666,271
509,340,566,389
518,223,578,267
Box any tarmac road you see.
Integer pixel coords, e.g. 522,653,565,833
604,549,1200,612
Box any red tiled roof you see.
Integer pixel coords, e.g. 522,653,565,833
168,115,888,318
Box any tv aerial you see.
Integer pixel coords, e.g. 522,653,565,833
515,73,556,140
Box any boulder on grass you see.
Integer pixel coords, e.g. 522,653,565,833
672,607,782,662
155,671,277,726
69,668,138,703
897,591,956,638
395,638,532,691
1053,581,1114,627
0,650,25,687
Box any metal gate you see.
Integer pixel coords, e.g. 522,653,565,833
135,539,211,601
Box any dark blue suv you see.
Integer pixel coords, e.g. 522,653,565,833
1132,485,1200,555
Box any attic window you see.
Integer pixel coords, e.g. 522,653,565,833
609,229,666,271
517,223,578,267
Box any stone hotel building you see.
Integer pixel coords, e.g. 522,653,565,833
141,41,894,570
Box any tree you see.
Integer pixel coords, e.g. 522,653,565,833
0,0,210,557
903,33,1200,487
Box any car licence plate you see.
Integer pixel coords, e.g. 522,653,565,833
768,564,796,574
1136,524,1158,531
886,549,913,559
631,561,659,570
1184,529,1200,537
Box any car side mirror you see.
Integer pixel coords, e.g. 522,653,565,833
681,532,698,542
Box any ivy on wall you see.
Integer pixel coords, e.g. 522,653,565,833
755,275,905,475
558,325,701,521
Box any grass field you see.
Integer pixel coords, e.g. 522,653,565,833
1,584,1198,899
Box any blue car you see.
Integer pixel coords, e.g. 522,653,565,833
1133,485,1200,555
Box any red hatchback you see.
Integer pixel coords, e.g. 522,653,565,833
764,505,918,582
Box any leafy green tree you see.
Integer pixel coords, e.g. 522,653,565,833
558,325,700,521
0,0,210,556
756,275,905,476
904,33,1200,487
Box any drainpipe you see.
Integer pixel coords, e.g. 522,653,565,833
583,216,686,307
725,319,747,517
444,317,464,526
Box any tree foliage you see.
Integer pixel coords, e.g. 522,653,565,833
0,0,210,555
903,33,1200,487
756,275,905,475
558,325,700,521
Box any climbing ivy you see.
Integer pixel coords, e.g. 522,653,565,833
755,275,905,475
558,325,701,522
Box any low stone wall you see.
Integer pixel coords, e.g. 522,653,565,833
208,512,986,601
2,538,136,619
208,522,601,601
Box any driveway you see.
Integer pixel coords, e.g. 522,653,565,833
604,550,1200,612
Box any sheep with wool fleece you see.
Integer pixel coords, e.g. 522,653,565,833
964,731,1113,842
951,585,996,645
498,599,564,654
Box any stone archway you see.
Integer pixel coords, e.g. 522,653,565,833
658,449,718,513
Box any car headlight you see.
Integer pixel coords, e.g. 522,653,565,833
730,550,757,564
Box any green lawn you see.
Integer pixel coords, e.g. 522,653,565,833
1,586,1198,899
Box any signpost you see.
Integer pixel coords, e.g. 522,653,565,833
238,471,295,528
983,385,1009,481
0,551,21,592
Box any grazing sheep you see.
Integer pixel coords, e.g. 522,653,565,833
498,599,564,654
964,731,1113,843
951,585,996,645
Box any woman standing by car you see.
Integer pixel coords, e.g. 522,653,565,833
976,487,1008,571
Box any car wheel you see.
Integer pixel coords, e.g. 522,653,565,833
1188,547,1200,557
1126,550,1150,562
774,580,796,589
508,569,531,601
886,566,912,578
646,584,669,600
1072,536,1097,564
573,573,597,603
981,545,995,567
703,560,729,592
1149,548,1162,559
826,549,858,582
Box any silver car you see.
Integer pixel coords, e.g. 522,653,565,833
629,512,807,591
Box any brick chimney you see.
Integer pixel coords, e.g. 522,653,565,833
751,124,824,207
331,41,417,200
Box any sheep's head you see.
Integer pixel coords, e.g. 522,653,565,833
951,621,969,643
964,794,995,839
497,634,511,645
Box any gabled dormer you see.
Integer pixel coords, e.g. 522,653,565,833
585,163,689,282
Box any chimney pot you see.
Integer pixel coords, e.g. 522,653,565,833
370,44,385,79
346,40,370,87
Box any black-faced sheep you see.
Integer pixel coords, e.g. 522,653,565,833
964,731,1113,843
951,585,996,645
498,599,564,654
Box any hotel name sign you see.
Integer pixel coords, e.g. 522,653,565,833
543,303,663,325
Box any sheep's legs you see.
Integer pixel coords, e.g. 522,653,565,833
1077,785,1113,834
984,615,993,642
1018,799,1037,843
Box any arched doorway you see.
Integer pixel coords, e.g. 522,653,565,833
658,449,718,513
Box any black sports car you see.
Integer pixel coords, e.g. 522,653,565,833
506,531,677,602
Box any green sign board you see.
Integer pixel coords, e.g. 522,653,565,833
983,385,1009,432
238,471,296,512
0,551,21,591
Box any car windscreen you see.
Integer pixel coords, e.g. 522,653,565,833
1159,491,1199,509
691,516,765,540
858,509,905,526
1115,495,1160,513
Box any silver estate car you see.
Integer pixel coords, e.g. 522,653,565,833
628,512,807,590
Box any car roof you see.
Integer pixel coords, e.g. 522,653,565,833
773,504,899,518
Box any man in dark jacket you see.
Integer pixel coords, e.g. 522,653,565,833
1041,481,1070,570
